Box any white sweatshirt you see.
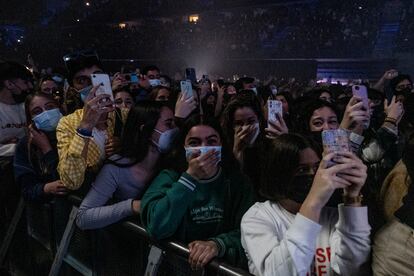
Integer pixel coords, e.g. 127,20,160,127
0,102,26,157
241,201,371,276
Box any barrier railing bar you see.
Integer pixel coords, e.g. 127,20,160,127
121,221,251,276
63,254,93,276
67,195,252,276
0,198,25,266
48,206,78,276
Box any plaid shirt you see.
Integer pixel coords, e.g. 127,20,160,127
56,108,128,190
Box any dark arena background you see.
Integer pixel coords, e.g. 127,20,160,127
1,0,414,276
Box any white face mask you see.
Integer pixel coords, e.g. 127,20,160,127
153,127,179,153
241,122,260,145
184,146,222,161
251,87,258,94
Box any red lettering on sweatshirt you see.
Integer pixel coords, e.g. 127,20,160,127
316,248,326,262
317,265,327,275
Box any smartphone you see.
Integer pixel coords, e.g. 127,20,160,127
267,100,283,127
91,73,114,101
352,85,368,110
322,129,350,154
185,68,197,84
180,80,193,99
388,71,398,79
129,73,139,84
352,85,369,128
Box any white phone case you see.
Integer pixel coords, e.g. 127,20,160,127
180,80,193,99
91,74,114,101
268,100,283,126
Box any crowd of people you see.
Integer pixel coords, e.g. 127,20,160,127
5,0,411,69
1,48,414,275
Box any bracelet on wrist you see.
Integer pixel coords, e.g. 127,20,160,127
384,119,397,127
76,128,93,138
385,117,397,123
343,194,363,206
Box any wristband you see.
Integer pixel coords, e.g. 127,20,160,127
384,119,397,127
76,127,93,137
385,117,397,123
343,194,363,206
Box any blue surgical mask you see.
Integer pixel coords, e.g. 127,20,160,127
32,108,63,132
149,79,161,87
153,127,179,153
79,85,93,102
185,146,222,161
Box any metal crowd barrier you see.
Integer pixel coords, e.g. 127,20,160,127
1,195,252,276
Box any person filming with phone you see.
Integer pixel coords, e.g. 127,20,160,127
57,50,128,191
241,133,371,276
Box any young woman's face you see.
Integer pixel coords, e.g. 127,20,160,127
114,91,134,109
275,95,289,114
185,125,222,147
29,96,59,118
40,80,58,94
227,85,237,95
295,148,320,176
233,107,259,129
154,107,175,133
309,106,339,132
156,88,170,102
319,92,332,103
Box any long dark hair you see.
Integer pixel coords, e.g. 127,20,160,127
24,93,60,176
260,133,317,202
111,101,170,167
164,114,237,173
24,92,60,124
291,98,339,135
221,91,265,148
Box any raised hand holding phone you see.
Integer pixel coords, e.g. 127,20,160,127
175,92,197,119
300,152,358,222
180,80,193,99
79,85,115,131
384,95,404,125
339,96,370,133
91,74,114,101
265,100,287,138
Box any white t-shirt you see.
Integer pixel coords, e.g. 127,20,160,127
92,128,107,161
0,102,26,157
241,201,371,276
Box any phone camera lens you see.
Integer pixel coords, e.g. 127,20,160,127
355,86,360,90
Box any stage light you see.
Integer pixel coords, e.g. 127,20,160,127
17,39,21,43
86,2,90,6
76,19,80,22
189,15,199,23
